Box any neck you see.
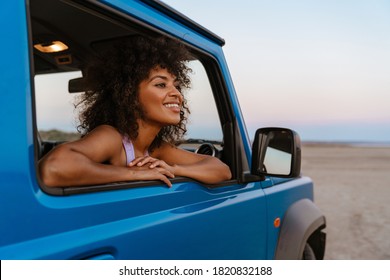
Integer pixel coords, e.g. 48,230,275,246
132,119,161,155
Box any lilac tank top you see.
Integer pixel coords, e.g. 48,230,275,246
122,136,148,165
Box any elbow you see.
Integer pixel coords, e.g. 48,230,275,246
221,164,232,181
208,159,232,183
39,158,63,187
38,146,70,187
207,162,232,184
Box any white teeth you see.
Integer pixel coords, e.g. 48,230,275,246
164,103,179,108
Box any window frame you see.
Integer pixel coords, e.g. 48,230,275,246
29,0,242,195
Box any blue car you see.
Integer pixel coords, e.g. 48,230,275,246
0,0,326,259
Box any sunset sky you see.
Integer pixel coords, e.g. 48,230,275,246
163,0,390,142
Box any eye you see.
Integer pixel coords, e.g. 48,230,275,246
155,83,166,88
174,82,182,92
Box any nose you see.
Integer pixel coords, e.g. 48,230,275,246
169,85,183,102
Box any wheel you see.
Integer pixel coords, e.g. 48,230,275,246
302,243,316,260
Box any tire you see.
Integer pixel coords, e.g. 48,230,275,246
302,243,316,260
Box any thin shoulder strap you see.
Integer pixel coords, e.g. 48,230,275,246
122,136,135,165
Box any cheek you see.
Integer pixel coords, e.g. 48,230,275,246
139,96,164,119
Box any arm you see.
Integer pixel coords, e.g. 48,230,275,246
133,142,232,184
172,154,232,184
38,125,174,187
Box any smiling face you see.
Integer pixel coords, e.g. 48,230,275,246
137,66,184,129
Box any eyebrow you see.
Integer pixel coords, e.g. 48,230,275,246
149,75,178,83
149,75,168,82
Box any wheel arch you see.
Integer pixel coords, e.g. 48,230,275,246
274,198,326,259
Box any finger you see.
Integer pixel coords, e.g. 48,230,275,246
129,156,153,167
137,156,158,167
158,175,172,188
149,160,165,168
128,157,144,166
157,167,175,179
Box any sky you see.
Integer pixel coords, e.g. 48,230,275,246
162,0,390,143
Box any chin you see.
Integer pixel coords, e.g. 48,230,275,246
169,116,181,125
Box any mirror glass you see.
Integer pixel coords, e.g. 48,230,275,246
261,130,293,176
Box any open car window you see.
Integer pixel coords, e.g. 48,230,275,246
30,0,234,194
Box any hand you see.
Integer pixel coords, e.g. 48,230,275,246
129,156,175,174
128,156,175,187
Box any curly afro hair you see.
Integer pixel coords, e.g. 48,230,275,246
76,35,192,150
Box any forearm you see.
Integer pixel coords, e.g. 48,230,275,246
173,157,232,184
39,145,175,187
39,150,133,187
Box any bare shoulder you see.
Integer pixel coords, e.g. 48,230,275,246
80,125,122,144
88,124,122,138
64,125,124,163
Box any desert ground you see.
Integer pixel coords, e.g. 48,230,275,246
301,143,390,259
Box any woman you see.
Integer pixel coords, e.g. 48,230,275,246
39,36,231,187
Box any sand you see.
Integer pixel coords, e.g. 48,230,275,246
301,143,390,259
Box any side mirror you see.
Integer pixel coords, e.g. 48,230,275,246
251,127,301,178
